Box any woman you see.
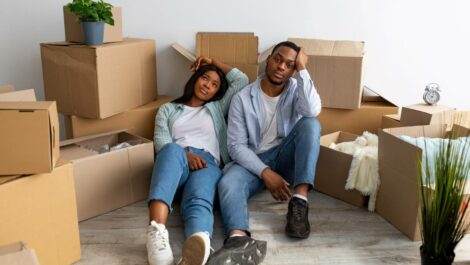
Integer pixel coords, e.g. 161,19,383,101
146,56,248,265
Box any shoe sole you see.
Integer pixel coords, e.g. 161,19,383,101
178,236,207,265
206,239,267,265
285,229,310,239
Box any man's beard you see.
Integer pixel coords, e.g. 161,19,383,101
266,74,284,86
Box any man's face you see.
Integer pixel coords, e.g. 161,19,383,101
265,46,298,86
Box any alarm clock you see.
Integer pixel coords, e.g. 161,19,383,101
423,83,441,105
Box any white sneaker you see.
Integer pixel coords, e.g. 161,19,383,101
147,221,174,265
177,232,211,265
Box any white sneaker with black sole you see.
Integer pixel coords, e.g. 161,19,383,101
177,232,211,265
147,221,174,265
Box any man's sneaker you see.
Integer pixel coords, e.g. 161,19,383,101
285,196,310,238
147,221,174,265
206,236,267,265
177,232,211,265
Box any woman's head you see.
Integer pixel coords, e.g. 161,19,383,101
173,64,228,105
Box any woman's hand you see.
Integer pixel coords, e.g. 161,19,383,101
191,56,213,72
185,150,208,170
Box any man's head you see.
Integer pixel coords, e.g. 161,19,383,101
264,41,300,86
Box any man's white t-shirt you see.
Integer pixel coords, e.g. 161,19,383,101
172,105,220,164
257,90,282,154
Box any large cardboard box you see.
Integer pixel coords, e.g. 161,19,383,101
381,114,401,129
0,87,36,101
376,124,470,240
64,96,172,140
173,32,259,82
317,101,399,136
0,161,81,265
314,131,366,207
288,38,365,109
400,104,456,128
0,242,40,265
41,38,157,119
60,131,154,221
63,6,123,43
0,102,59,175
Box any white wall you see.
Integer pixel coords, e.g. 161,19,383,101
1,0,469,112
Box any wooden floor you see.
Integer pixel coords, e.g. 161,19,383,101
76,191,470,265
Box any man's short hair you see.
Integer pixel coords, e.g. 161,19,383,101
271,41,300,55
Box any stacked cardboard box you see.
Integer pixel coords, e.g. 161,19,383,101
0,85,36,101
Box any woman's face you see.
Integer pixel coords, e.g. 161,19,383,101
193,70,221,102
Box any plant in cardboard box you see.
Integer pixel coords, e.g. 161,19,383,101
66,0,114,45
416,128,470,265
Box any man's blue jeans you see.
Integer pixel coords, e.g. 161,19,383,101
218,117,321,236
147,143,222,238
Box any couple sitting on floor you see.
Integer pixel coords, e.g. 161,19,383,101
146,40,322,265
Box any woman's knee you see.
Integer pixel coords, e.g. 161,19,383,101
159,143,184,155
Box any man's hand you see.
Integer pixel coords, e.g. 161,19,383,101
261,168,292,201
295,47,308,71
191,56,213,72
185,150,207,171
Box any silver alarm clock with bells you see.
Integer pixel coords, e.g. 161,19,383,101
423,83,441,105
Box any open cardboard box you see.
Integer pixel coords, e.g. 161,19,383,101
376,124,470,240
41,38,157,119
0,161,81,265
173,32,259,82
60,131,154,221
64,96,172,140
0,242,40,265
314,131,366,207
400,104,456,129
63,6,122,44
0,85,37,102
381,114,401,129
0,101,59,175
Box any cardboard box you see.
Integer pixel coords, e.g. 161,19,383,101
317,101,399,135
454,111,470,128
63,6,122,43
381,114,401,129
314,131,366,207
41,38,157,119
400,104,456,128
288,38,365,109
0,84,15,93
376,124,470,240
173,32,259,82
0,102,59,175
64,96,172,140
0,161,81,265
60,131,154,221
0,88,37,101
0,242,40,265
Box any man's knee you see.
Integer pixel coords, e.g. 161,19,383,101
296,117,321,136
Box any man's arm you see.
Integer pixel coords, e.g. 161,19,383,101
292,48,322,117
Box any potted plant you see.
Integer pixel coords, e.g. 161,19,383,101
66,0,114,45
418,126,470,265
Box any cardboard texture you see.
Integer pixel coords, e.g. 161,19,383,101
314,131,366,207
0,161,81,265
454,111,470,128
0,84,15,93
63,6,122,43
317,101,399,135
288,38,365,109
376,124,470,240
0,89,37,101
400,104,456,128
64,96,172,140
0,242,40,265
41,38,157,119
60,131,154,221
0,102,59,175
381,114,401,129
173,32,259,82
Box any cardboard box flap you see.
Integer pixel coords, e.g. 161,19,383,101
403,104,455,114
362,86,397,106
320,131,358,146
0,85,15,93
0,242,27,255
172,43,196,62
0,89,37,102
0,101,54,111
288,38,364,57
196,32,258,64
383,124,448,139
0,175,22,185
384,114,401,121
60,129,129,147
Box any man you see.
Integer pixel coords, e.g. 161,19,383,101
207,41,321,265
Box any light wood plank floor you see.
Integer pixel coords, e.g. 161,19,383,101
76,191,470,265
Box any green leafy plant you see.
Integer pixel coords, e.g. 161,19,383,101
66,0,114,25
418,126,470,263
